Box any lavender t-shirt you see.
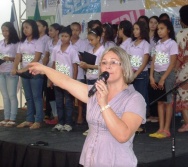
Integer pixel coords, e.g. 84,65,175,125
148,37,157,67
86,45,105,80
120,38,132,53
51,44,79,78
103,41,116,49
80,84,146,167
45,39,61,67
83,38,93,52
17,39,43,68
154,39,178,72
38,34,50,58
72,39,87,80
0,40,18,72
127,39,150,71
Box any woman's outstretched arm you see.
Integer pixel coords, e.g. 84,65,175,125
29,62,88,103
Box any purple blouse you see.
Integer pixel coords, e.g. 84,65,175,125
80,85,146,167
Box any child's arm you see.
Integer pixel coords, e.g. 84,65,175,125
150,55,158,89
48,61,55,88
134,53,149,78
18,52,42,73
52,61,55,69
11,53,22,75
42,51,50,65
79,62,98,69
29,62,88,103
73,63,78,80
158,54,177,89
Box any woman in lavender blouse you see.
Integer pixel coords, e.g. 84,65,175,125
29,46,146,167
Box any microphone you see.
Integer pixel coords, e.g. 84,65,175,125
88,71,109,97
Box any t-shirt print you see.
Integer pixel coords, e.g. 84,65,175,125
55,61,70,76
0,53,12,64
22,54,35,63
130,55,142,68
155,51,169,66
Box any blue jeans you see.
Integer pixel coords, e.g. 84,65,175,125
133,71,149,106
54,86,74,126
22,75,44,123
0,73,18,121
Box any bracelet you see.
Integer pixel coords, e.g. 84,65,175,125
100,104,110,113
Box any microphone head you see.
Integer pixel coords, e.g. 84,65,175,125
100,71,109,81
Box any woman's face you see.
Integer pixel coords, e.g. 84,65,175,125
133,24,140,38
22,22,32,37
37,22,46,35
100,51,123,83
87,34,100,47
118,26,123,38
157,23,169,39
149,18,158,31
101,27,105,38
60,32,71,44
71,24,81,38
1,26,9,40
49,27,58,38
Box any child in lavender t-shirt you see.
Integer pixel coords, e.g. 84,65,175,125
0,22,19,127
149,20,178,138
42,23,62,125
126,21,150,113
13,20,44,130
80,26,105,85
102,23,116,49
118,20,133,53
51,26,79,132
71,22,88,124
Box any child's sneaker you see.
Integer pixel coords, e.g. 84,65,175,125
63,124,72,132
83,129,89,136
0,120,8,126
51,124,64,131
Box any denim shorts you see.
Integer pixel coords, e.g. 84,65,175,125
154,71,175,103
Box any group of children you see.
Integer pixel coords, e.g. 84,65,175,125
0,11,186,138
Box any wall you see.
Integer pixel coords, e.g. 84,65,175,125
26,0,188,38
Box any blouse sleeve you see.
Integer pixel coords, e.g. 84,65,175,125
124,92,146,124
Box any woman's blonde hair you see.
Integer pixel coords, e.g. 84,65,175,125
98,46,134,84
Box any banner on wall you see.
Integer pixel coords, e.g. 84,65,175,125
26,0,187,38
62,0,101,15
101,9,145,24
145,0,188,9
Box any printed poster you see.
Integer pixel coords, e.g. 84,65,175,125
101,10,145,24
145,0,188,9
62,0,101,15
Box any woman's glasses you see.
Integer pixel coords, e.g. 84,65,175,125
100,60,121,67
